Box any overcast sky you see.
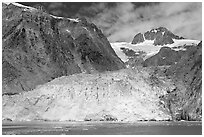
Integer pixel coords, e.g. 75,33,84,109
20,2,202,42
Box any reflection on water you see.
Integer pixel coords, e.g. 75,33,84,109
2,121,202,135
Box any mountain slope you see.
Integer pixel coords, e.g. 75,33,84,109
163,41,202,120
2,3,125,94
143,47,185,67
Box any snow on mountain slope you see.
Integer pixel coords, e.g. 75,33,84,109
165,39,200,50
111,39,200,62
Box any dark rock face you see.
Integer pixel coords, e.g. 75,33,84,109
120,47,145,66
2,3,125,94
131,33,144,44
142,41,202,121
143,47,185,67
132,27,184,45
120,47,138,57
154,34,174,45
163,42,202,121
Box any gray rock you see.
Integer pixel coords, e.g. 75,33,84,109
131,33,144,44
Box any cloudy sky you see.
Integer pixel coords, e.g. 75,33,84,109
20,2,202,42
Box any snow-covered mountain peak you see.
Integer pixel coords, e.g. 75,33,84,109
132,27,184,45
111,27,201,63
111,39,200,62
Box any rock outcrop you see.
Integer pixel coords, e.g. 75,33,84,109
3,68,173,122
2,3,125,94
119,47,145,67
131,33,144,44
131,27,184,45
143,47,185,67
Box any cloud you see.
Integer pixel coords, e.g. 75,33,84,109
21,2,201,42
79,2,202,42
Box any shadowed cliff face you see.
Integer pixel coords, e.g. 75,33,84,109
2,3,125,94
163,42,202,121
141,42,202,121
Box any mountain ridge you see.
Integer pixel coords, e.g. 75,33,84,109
2,2,125,94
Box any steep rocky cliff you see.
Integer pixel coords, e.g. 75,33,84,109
2,3,125,94
141,41,202,121
163,42,202,121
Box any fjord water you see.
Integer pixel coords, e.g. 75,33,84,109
2,121,202,135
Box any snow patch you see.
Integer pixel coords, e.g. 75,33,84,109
50,15,63,19
6,2,37,11
133,39,155,46
83,27,88,31
151,29,158,33
111,43,129,62
65,29,71,33
165,39,200,51
50,15,79,22
172,39,200,46
111,41,160,62
67,18,79,22
143,34,145,40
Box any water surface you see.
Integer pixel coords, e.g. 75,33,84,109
2,121,202,135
